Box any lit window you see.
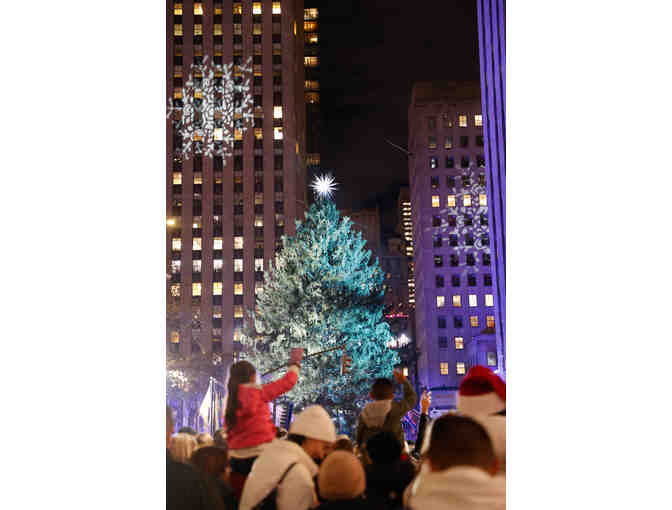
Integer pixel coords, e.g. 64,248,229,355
214,128,223,141
487,315,495,328
403,367,409,377
463,195,472,207
233,3,242,15
428,136,437,149
431,195,440,208
192,260,201,273
194,24,203,35
430,157,438,169
304,56,319,67
273,2,282,15
293,21,296,35
487,352,497,366
255,193,264,205
171,260,181,274
193,173,203,184
305,92,320,103
193,238,202,250
440,362,449,375
255,282,264,294
170,331,180,343
459,114,468,127
214,24,222,35
234,236,244,249
172,238,182,251
475,114,483,127
193,2,203,15
436,296,445,308
214,259,223,271
213,282,223,296
170,284,181,297
479,194,487,206
446,195,456,207
212,237,223,250
468,294,477,307
470,316,479,327
255,258,264,272
192,283,201,296
234,283,244,295
455,337,464,349
485,294,494,307
253,24,262,35
273,106,283,119
444,136,453,149
173,172,182,185
174,3,182,15
274,127,284,140
305,80,320,90
304,21,318,32
174,24,183,36
254,128,263,140
192,218,201,229
457,362,466,375
234,24,242,35
306,33,318,44
234,259,243,272
234,305,244,318
254,216,264,227
453,295,461,307
234,129,243,141
305,8,318,20
252,2,262,15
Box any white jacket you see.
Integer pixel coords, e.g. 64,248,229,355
239,439,319,510
403,465,506,510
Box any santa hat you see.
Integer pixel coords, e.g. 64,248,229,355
457,365,506,416
289,405,337,443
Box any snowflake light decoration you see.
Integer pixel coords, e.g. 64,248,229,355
310,174,338,199
167,55,253,159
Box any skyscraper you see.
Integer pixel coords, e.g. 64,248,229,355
166,0,307,365
303,4,321,174
477,0,506,376
409,81,500,410
397,187,415,307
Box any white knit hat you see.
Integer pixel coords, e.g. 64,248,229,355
289,405,337,442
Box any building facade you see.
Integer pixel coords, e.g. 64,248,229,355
166,0,307,365
409,81,500,410
396,187,415,307
477,0,506,376
303,4,321,175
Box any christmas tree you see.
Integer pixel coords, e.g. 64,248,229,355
241,176,400,421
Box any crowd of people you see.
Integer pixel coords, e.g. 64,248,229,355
167,348,506,510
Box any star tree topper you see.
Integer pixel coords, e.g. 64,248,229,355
310,174,338,199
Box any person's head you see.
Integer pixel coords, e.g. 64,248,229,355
166,405,174,448
333,435,353,453
425,414,497,475
169,433,198,464
457,365,506,416
213,429,228,449
366,430,403,464
178,426,198,436
370,378,395,400
225,360,256,429
196,433,214,446
190,446,229,480
318,451,366,501
288,405,337,463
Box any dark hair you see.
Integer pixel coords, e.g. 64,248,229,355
426,414,495,471
333,438,353,453
191,446,229,478
213,429,228,449
366,431,402,464
371,378,395,400
225,361,256,429
287,433,306,446
178,426,197,436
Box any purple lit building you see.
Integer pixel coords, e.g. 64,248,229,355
409,81,500,410
477,0,506,376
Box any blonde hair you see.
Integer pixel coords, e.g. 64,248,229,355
170,433,198,463
196,433,214,446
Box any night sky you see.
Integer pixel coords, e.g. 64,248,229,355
312,0,480,239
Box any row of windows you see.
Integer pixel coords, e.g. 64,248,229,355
435,274,493,287
430,155,485,169
171,282,264,297
431,194,487,208
171,258,267,274
431,174,486,189
433,253,491,267
431,215,488,231
427,114,482,130
428,135,484,150
174,2,282,16
432,233,490,249
437,316,496,337
437,315,494,329
436,294,494,308
438,354,496,375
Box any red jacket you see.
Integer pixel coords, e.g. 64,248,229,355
227,369,298,450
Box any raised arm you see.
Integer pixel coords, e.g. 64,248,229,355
394,369,418,416
259,348,304,402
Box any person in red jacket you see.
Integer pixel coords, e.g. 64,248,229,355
224,348,304,499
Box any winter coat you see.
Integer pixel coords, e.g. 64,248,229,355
166,450,215,510
356,378,417,458
317,497,370,510
239,439,319,510
365,460,416,510
403,465,505,510
228,367,299,450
